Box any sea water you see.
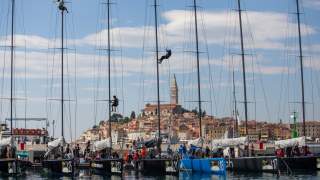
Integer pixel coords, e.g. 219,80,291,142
3,170,320,179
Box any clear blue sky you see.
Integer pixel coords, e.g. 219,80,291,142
0,0,319,140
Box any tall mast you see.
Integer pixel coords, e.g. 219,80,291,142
58,0,67,137
107,0,112,148
154,0,161,138
295,0,306,137
232,67,238,137
237,0,248,136
193,0,202,138
10,0,15,136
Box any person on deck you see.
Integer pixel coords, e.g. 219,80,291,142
111,95,119,112
303,146,312,156
74,144,80,159
293,145,301,156
167,145,173,158
275,148,285,157
285,146,293,157
205,146,210,158
84,141,91,160
141,146,147,159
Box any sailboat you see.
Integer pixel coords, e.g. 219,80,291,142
272,0,320,172
178,0,227,175
42,0,76,176
136,0,180,176
90,0,123,176
0,0,30,176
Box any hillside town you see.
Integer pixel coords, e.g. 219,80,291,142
77,75,320,144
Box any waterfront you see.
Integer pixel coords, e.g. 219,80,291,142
3,170,320,180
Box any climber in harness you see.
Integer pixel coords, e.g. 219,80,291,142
158,49,172,64
57,0,68,13
111,95,119,112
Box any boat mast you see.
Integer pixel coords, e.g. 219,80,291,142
192,0,203,138
10,0,15,136
232,68,238,138
295,0,306,137
237,0,248,136
58,0,67,138
153,0,161,138
107,0,112,149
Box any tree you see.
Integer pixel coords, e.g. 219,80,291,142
110,113,123,122
130,111,136,119
191,108,198,115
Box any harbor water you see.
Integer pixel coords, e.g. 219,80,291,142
3,170,320,179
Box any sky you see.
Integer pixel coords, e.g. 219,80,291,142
0,0,319,141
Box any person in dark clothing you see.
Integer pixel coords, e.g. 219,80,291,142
205,146,210,157
74,144,80,158
1,146,8,158
286,147,293,157
293,145,301,156
158,49,172,64
111,95,119,112
65,144,71,154
57,0,68,13
84,141,91,159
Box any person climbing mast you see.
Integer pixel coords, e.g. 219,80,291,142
158,49,172,64
57,0,68,13
111,95,119,112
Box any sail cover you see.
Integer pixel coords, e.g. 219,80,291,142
211,137,248,148
47,136,64,151
274,137,305,149
94,138,111,151
187,137,204,147
0,137,12,147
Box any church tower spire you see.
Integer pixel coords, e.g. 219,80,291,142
170,74,178,105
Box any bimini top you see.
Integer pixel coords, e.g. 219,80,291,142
94,138,111,151
274,136,305,149
0,137,12,147
211,137,248,148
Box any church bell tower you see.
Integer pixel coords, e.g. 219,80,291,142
170,74,178,105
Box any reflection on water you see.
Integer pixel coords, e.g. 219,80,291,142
1,169,320,180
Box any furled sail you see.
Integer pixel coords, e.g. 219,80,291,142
0,137,12,147
211,137,248,148
188,137,204,147
274,136,305,149
94,138,111,151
